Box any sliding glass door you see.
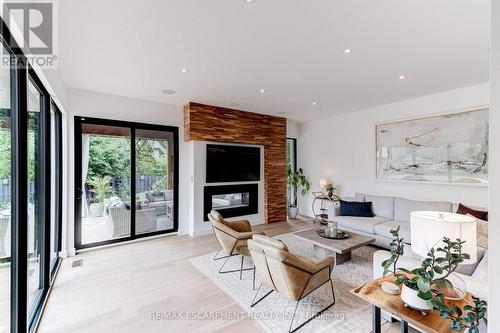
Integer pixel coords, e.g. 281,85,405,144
135,129,176,234
78,124,131,246
75,117,178,249
0,41,12,333
1,18,63,333
27,77,42,317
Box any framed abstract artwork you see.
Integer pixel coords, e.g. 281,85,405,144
376,108,489,185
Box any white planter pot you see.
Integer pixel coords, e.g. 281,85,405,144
287,207,299,219
401,284,433,313
89,203,105,217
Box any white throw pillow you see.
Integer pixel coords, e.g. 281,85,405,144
467,214,488,249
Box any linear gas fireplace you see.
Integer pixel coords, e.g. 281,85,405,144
204,184,258,221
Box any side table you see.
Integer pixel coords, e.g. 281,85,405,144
311,191,338,225
351,276,471,333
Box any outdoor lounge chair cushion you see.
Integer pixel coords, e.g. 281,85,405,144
146,191,166,202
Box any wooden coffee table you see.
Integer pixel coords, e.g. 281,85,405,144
292,227,375,264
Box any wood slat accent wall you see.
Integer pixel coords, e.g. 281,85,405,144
184,102,287,224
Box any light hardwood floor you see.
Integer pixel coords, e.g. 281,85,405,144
37,217,415,333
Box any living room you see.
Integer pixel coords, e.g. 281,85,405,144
0,1,499,333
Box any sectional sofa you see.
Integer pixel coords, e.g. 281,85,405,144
327,193,457,248
327,193,488,302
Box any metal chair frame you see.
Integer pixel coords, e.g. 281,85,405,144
211,225,256,289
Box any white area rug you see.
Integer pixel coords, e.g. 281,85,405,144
189,232,380,333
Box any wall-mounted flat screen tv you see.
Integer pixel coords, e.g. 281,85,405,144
206,144,261,183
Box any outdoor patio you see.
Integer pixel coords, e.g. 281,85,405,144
81,214,174,245
0,263,9,332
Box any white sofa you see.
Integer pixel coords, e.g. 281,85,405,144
327,193,454,248
328,193,488,302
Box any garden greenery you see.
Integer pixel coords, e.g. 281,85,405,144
87,136,168,180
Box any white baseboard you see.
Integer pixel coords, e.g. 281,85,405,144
59,248,76,258
191,228,213,237
299,209,314,218
249,218,265,226
177,228,190,236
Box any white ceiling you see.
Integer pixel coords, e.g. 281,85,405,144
58,0,490,122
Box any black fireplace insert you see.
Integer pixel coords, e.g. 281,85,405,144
204,184,259,221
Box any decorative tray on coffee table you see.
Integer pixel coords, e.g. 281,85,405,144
316,229,349,240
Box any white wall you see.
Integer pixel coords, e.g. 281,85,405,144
287,119,300,138
64,88,190,254
298,83,490,216
189,141,265,236
488,0,499,329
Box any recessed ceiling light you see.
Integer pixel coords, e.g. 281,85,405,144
260,88,265,93
244,0,254,3
161,89,176,95
312,102,317,106
181,68,189,73
344,48,352,54
228,102,240,107
399,75,406,80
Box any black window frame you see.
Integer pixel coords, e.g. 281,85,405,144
74,116,179,250
287,138,297,173
26,66,51,330
49,101,62,281
286,138,297,205
1,16,64,333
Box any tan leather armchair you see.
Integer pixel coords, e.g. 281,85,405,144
248,234,335,333
208,210,265,282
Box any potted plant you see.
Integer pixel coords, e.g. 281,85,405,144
324,183,339,200
286,167,311,219
86,175,112,217
382,227,487,332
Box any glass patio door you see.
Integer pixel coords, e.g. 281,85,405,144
74,117,178,249
135,129,176,235
77,123,131,246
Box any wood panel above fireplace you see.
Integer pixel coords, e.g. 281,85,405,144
184,102,287,224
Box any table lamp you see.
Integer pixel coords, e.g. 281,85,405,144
319,179,329,189
410,211,477,299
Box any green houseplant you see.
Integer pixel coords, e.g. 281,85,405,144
382,227,487,332
286,166,311,218
324,183,339,200
86,175,113,217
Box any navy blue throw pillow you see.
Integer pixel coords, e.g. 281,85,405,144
339,200,374,217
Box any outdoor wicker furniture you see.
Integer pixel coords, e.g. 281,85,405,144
145,190,173,216
108,206,157,238
0,216,9,257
